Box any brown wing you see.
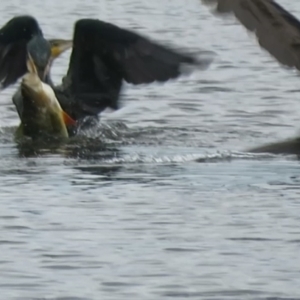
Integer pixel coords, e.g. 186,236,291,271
201,0,300,71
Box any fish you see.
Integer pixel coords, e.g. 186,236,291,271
15,53,76,141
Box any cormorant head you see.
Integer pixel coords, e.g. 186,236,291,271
26,35,51,81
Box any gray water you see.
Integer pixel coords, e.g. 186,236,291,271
0,0,300,299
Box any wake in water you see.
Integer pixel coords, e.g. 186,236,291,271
0,120,298,162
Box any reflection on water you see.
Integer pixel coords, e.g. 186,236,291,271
0,0,300,299
15,135,119,159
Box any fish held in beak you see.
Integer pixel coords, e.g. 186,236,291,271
18,68,76,140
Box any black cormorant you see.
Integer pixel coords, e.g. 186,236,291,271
201,0,300,72
0,15,213,136
201,0,300,155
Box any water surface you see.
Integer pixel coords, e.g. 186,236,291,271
0,0,300,299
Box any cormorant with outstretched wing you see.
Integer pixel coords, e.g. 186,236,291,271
0,15,213,135
201,0,300,71
201,0,300,155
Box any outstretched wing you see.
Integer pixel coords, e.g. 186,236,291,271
0,15,43,89
62,18,213,118
202,0,300,71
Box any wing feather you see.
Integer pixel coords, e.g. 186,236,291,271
201,0,300,70
0,15,43,88
63,18,213,118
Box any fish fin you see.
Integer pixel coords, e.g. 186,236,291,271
62,111,76,126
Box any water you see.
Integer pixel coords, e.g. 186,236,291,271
0,0,299,299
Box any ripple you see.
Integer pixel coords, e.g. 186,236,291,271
164,247,199,252
0,240,26,245
228,238,281,242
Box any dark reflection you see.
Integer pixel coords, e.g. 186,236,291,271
15,135,120,160
14,134,125,181
15,137,69,158
74,165,121,179
9,119,129,159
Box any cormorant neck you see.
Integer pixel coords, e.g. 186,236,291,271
44,72,54,87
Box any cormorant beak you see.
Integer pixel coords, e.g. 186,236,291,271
26,53,38,75
48,39,73,59
37,63,50,81
26,53,50,81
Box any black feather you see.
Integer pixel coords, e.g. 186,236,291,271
0,15,43,88
63,18,209,118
